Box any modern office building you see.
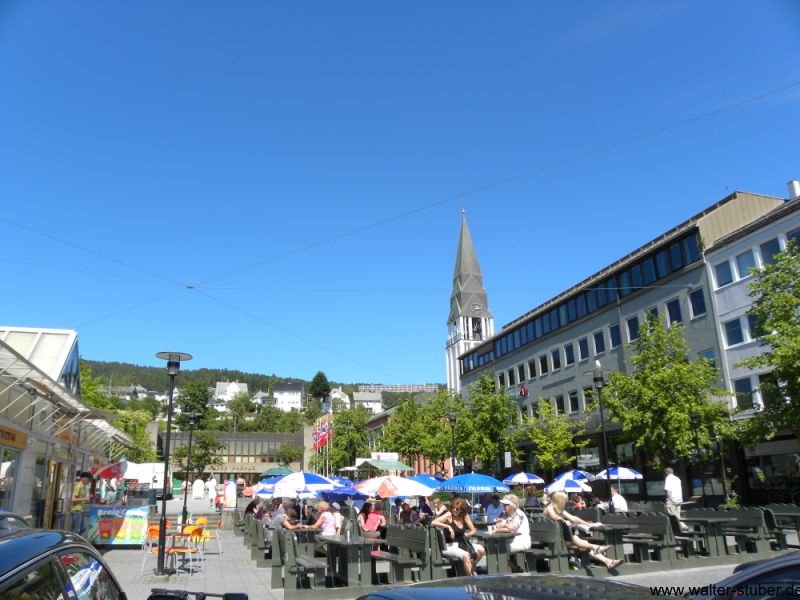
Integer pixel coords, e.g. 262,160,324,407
455,190,785,498
704,182,800,502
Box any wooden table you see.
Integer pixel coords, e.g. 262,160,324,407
588,523,638,561
680,516,730,557
318,534,379,587
475,530,515,574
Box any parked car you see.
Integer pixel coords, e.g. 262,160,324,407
357,573,679,599
0,528,127,599
690,551,800,599
0,510,31,537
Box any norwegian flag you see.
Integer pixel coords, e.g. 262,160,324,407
318,420,329,448
312,428,320,451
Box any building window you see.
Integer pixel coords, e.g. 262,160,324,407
734,377,754,410
539,354,549,375
517,364,525,384
689,288,706,318
527,359,537,380
666,298,682,325
715,261,733,287
593,331,605,354
697,348,716,368
736,249,756,279
787,227,800,246
507,369,515,387
555,395,565,415
760,237,781,265
647,306,658,321
578,338,589,361
568,390,580,414
627,316,640,341
498,372,506,388
582,387,594,407
564,343,575,366
747,314,763,340
609,324,621,348
551,349,561,371
724,318,744,346
758,372,780,408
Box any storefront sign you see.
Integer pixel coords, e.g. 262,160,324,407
0,425,26,450
86,506,149,546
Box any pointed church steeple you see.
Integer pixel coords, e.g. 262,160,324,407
446,210,493,392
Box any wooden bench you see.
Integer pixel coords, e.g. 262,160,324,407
251,521,272,567
426,527,464,580
233,509,246,535
764,504,800,549
717,508,773,555
604,512,690,566
271,529,328,589
371,525,428,583
523,518,573,573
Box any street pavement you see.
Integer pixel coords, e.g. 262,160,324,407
101,494,744,599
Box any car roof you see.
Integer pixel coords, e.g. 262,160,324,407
0,529,91,578
357,573,677,600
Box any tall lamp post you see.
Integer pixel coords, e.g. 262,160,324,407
155,351,192,576
593,360,613,511
447,413,457,477
180,411,201,526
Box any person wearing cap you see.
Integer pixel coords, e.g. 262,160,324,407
493,494,531,569
71,472,92,535
484,494,504,524
331,501,344,535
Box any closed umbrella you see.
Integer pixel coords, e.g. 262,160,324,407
438,473,510,494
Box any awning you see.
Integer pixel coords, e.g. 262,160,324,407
358,459,414,472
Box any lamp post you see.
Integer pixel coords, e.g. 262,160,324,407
593,360,613,511
447,413,457,477
180,411,201,527
690,412,706,507
155,351,192,577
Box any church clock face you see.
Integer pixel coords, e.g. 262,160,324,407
472,304,482,312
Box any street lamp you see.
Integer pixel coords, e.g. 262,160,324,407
180,411,201,527
154,351,192,576
447,413,457,477
593,360,613,511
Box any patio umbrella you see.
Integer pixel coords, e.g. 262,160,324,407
551,469,594,483
502,472,545,486
92,458,128,480
545,477,592,493
354,475,437,498
408,474,446,489
438,473,510,494
257,476,283,486
594,467,643,480
329,476,355,487
320,486,367,502
260,465,293,477
271,471,339,498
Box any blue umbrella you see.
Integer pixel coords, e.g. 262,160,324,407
408,474,446,489
545,478,592,493
594,466,643,480
320,486,367,502
438,472,510,494
502,472,545,486
329,476,355,487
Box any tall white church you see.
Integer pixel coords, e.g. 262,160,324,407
445,211,494,393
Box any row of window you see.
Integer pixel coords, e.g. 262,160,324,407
462,231,702,374
497,288,708,387
519,387,594,419
713,227,800,289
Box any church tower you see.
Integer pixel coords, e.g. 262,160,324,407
446,210,494,393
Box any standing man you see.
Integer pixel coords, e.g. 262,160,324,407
609,486,628,513
664,467,688,531
71,472,92,535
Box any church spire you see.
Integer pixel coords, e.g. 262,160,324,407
446,211,493,392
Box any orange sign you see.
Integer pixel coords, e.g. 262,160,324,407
0,425,26,450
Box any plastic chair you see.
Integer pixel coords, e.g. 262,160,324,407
201,518,223,555
170,526,204,573
195,516,209,526
141,526,167,575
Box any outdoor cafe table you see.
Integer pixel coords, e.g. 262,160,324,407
680,515,730,557
475,530,515,574
295,527,321,554
318,534,379,587
586,523,638,561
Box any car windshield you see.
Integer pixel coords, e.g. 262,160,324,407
0,515,30,536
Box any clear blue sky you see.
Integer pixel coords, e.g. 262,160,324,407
1,2,799,385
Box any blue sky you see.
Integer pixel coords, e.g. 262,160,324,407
1,1,799,385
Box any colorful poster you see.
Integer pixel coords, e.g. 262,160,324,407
86,505,149,546
223,480,237,509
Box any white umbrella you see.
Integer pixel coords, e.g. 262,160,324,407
271,471,339,498
502,472,545,485
545,478,592,493
354,475,436,498
594,467,643,480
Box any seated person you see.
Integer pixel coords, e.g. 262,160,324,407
484,495,505,523
543,491,622,571
358,502,387,538
570,494,587,511
398,502,419,525
493,494,531,571
431,497,485,576
244,497,261,517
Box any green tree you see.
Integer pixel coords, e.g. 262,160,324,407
418,390,464,473
275,443,304,466
128,396,162,420
79,362,117,410
381,398,427,464
738,241,800,441
326,406,372,471
522,398,587,474
228,393,256,432
308,371,332,400
303,398,323,425
113,410,158,462
602,312,734,464
176,381,213,429
461,374,519,473
251,405,283,432
173,430,225,479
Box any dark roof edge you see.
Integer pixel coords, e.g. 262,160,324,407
706,196,797,252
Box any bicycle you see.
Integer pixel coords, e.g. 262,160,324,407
147,590,247,600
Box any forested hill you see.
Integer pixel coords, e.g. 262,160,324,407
82,359,304,394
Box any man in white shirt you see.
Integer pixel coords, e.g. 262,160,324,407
664,467,688,531
609,486,628,512
331,502,344,535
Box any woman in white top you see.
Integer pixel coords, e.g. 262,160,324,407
307,500,337,536
493,494,532,553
